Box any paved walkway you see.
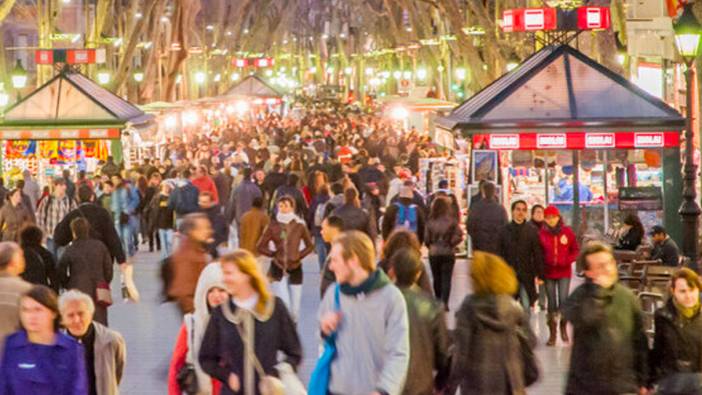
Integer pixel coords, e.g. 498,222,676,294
111,250,574,394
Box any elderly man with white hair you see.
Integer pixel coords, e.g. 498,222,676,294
59,290,126,395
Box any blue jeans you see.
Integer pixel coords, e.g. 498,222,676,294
45,238,65,261
115,222,135,258
158,229,174,260
545,278,571,314
518,285,531,316
314,235,328,271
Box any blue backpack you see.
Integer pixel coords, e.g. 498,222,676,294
394,202,418,233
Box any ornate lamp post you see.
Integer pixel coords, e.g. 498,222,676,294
675,4,702,263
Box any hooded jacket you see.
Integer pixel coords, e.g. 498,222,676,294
466,199,508,255
450,294,534,395
169,263,226,395
539,222,579,279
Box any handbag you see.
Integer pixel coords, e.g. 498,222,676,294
308,285,341,395
176,316,199,395
95,280,113,307
119,212,130,225
656,373,702,395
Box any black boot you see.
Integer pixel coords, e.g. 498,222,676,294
560,319,569,344
547,313,557,346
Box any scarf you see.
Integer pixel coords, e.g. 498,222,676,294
546,222,562,236
276,212,304,225
339,269,391,296
674,299,701,319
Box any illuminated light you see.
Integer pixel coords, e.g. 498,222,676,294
234,101,249,114
265,69,273,77
132,71,144,83
344,67,353,75
436,65,445,72
674,5,702,61
135,12,143,19
160,16,169,23
214,73,221,82
265,98,278,105
390,106,409,120
181,110,199,126
393,70,402,79
326,66,334,74
369,78,381,86
164,115,177,130
616,53,626,65
230,72,240,81
340,33,346,39
309,66,317,73
405,26,412,32
253,98,264,105
97,70,111,85
403,71,412,79
175,74,182,84
365,67,374,76
321,34,329,39
226,31,232,36
416,68,427,80
506,61,518,72
243,28,249,34
455,67,467,81
113,38,123,47
194,71,206,84
206,25,214,31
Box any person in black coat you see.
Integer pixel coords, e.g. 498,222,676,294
19,225,58,292
53,185,126,266
58,217,113,326
615,213,644,251
199,191,228,258
498,200,544,314
649,268,702,392
383,186,426,245
332,188,376,241
272,173,308,218
467,182,508,255
199,250,302,395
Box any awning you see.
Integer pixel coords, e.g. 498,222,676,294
436,44,684,134
224,75,283,98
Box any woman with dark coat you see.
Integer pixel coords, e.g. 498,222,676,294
0,188,33,242
650,268,702,393
615,213,644,251
380,229,434,296
19,225,58,292
58,217,113,326
450,251,536,395
0,285,87,395
425,196,463,306
199,250,302,395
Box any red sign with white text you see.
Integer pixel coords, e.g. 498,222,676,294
481,131,679,150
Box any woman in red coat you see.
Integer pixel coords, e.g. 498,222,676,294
538,205,579,347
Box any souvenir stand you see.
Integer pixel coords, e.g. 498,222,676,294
377,96,456,133
0,67,153,185
436,44,685,244
223,75,286,115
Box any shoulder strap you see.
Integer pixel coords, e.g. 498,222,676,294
186,315,196,364
334,284,340,311
233,315,267,378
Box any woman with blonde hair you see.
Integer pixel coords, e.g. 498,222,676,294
198,250,302,395
449,251,537,395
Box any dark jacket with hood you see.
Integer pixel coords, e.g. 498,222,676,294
425,215,463,257
498,221,544,304
382,197,426,244
201,204,228,258
54,202,127,264
467,198,508,255
333,203,376,241
450,294,535,395
650,299,702,387
563,281,649,395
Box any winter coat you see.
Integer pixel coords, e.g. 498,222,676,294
201,205,228,257
498,221,544,303
256,218,314,271
213,172,233,210
238,208,270,256
382,198,426,243
467,199,508,255
57,238,114,325
92,322,126,395
333,203,376,241
227,180,262,224
0,330,88,395
168,238,210,306
539,223,579,279
450,294,535,395
54,203,126,264
615,226,644,251
0,202,32,242
650,299,702,386
168,181,200,217
21,244,58,292
400,285,450,395
198,297,302,395
271,185,308,218
563,281,649,395
0,274,32,353
425,215,463,257
192,176,220,204
147,194,174,231
307,194,330,236
169,263,225,395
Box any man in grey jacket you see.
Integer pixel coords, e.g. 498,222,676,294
319,230,410,395
60,290,126,395
0,242,31,353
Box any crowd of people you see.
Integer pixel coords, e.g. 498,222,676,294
0,105,699,395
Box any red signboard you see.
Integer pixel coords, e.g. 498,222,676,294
479,131,679,150
35,50,54,65
66,49,95,64
577,7,611,30
502,10,517,32
233,58,248,68
254,57,273,68
523,8,557,31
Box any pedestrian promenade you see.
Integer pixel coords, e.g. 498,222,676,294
112,250,574,394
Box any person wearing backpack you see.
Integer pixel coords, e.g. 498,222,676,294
36,178,76,258
168,170,201,228
331,188,376,241
382,185,426,245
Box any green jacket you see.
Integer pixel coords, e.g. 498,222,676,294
564,281,649,395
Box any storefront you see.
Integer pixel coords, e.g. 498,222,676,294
224,75,285,115
0,67,153,185
436,44,685,243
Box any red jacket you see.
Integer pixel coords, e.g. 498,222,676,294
539,224,579,279
168,323,222,395
192,176,219,203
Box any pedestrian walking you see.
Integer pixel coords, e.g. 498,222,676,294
466,181,508,255
425,196,463,306
57,217,113,326
148,182,175,260
168,213,213,315
168,263,228,395
449,251,537,395
257,196,313,322
529,204,546,310
192,165,219,204
199,191,228,258
308,183,331,271
22,169,40,210
317,230,409,395
318,215,344,298
380,229,433,295
199,250,302,395
498,200,544,314
539,205,579,346
0,285,88,395
0,188,33,242
649,268,702,394
227,167,262,231
0,242,32,352
388,248,450,395
238,197,269,257
36,178,76,257
169,170,201,227
60,290,126,395
563,242,648,395
382,185,425,244
332,187,376,241
19,225,58,292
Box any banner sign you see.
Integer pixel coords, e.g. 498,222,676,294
478,131,679,150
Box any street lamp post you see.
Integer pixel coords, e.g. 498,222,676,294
675,4,702,264
11,59,27,101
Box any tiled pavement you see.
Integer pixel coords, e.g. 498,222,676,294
111,250,576,394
